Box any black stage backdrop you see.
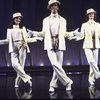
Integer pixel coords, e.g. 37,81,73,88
0,0,100,67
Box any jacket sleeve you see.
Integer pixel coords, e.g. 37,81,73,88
7,29,10,40
98,23,100,38
79,24,85,40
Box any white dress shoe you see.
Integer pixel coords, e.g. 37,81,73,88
89,81,94,86
28,80,32,87
14,84,19,88
66,80,73,91
49,87,55,92
95,72,100,79
15,77,21,88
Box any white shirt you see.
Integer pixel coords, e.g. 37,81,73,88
49,13,59,36
88,20,96,38
11,25,23,41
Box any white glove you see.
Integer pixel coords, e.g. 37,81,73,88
27,29,34,37
73,28,80,36
27,29,38,37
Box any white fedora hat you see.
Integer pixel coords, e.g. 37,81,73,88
86,8,96,14
47,0,60,9
12,12,23,19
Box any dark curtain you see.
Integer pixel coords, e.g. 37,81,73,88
0,0,100,67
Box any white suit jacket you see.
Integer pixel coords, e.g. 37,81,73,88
42,15,67,50
80,21,100,48
7,27,30,53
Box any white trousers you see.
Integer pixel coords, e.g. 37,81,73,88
84,48,100,83
11,42,32,83
16,43,26,84
47,50,72,88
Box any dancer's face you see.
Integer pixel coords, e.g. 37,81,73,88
50,3,59,14
88,13,95,20
14,17,22,25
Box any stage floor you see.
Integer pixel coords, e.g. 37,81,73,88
0,72,100,99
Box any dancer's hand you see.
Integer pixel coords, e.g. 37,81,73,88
73,28,80,36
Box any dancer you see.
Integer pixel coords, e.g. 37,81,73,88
71,8,100,86
28,0,79,92
7,12,33,87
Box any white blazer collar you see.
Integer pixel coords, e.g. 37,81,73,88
50,13,59,18
88,20,95,25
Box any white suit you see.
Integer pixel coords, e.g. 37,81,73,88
42,15,73,88
7,26,32,84
80,21,100,84
42,16,66,51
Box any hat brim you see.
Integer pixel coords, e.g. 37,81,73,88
87,11,96,15
47,2,60,9
12,16,23,19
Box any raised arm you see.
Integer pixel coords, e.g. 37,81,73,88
65,27,84,41
27,29,45,37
